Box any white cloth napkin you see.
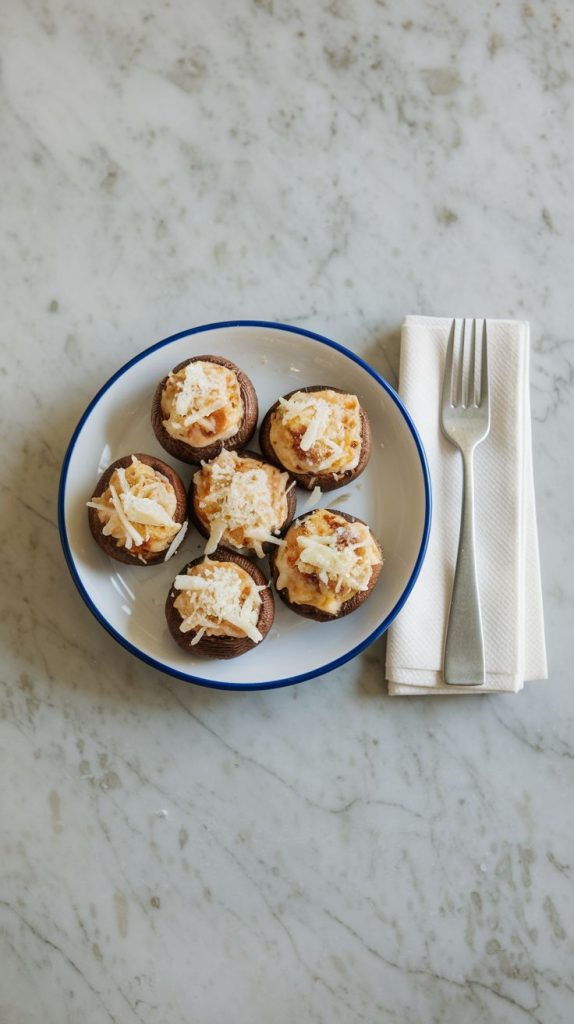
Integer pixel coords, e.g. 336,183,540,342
386,315,547,695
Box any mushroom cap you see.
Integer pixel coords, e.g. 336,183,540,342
188,449,297,556
151,355,258,465
165,546,275,658
259,384,371,491
87,453,188,566
269,509,382,621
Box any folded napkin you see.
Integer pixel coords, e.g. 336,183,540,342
386,315,547,695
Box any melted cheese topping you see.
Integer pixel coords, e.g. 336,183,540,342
161,360,243,446
173,559,264,644
275,509,382,614
194,449,290,558
269,390,362,476
87,456,181,554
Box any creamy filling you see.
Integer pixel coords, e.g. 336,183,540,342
275,509,381,614
269,389,362,476
194,449,290,558
173,560,265,644
87,456,181,554
161,360,243,446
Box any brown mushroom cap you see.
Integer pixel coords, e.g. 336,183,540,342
259,384,371,492
87,453,188,566
269,509,382,622
188,449,297,556
165,546,275,658
151,354,258,465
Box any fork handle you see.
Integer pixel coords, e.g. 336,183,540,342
443,449,486,686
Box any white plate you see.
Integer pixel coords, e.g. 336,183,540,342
59,321,431,690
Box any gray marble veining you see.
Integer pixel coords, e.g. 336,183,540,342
1,1,573,1022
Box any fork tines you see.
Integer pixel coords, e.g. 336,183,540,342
443,318,488,410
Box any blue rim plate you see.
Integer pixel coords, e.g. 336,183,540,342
58,320,431,690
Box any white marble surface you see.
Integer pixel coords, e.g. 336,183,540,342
1,1,573,1021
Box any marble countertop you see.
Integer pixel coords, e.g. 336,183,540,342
1,1,572,1022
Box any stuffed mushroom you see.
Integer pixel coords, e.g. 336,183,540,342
165,547,274,658
87,453,188,566
151,354,258,464
189,448,296,559
270,508,382,621
259,385,371,491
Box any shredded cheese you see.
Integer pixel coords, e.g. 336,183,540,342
300,401,329,451
88,456,181,553
194,450,290,558
275,509,382,614
302,485,323,511
161,360,243,446
270,390,362,475
297,532,370,590
164,520,188,562
173,560,264,643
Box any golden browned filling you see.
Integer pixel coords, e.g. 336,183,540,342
161,361,243,446
87,456,184,556
275,509,382,614
269,390,362,476
173,560,265,644
194,449,292,558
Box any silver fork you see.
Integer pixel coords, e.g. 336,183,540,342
440,319,490,686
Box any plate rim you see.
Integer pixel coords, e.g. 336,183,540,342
58,319,432,691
